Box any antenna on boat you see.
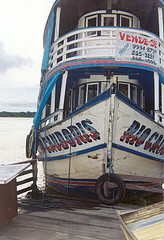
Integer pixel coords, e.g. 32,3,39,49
106,0,112,12
106,0,118,12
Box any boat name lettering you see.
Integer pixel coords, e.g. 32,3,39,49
120,120,164,155
119,32,157,48
41,120,100,153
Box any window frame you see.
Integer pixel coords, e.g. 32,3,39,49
86,83,99,103
120,15,132,27
118,82,130,98
101,14,117,27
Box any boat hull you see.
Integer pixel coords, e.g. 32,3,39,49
38,93,164,196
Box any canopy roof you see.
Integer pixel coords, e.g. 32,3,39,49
43,0,164,46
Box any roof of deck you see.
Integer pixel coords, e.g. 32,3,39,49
43,0,163,45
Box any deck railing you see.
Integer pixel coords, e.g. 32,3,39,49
155,111,164,127
48,27,164,71
12,159,37,195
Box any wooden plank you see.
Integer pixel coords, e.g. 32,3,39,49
0,163,30,184
116,211,138,240
121,201,164,224
18,169,33,177
12,159,37,165
133,222,164,240
0,179,18,227
17,186,33,195
17,177,33,186
0,198,128,240
119,174,164,183
120,225,133,240
125,183,164,193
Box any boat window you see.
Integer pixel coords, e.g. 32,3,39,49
101,81,110,93
46,95,51,118
73,87,78,109
78,85,85,106
120,16,132,27
118,83,130,98
86,15,98,27
140,89,145,109
55,78,62,111
86,83,98,102
101,15,116,27
66,90,72,114
132,85,138,104
86,15,98,36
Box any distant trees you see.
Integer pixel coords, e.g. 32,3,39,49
0,111,36,118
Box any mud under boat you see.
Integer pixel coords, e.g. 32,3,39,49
26,0,164,204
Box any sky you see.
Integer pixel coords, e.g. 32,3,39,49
0,0,55,112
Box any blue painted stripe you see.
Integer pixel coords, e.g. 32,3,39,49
112,143,164,163
47,175,96,182
40,143,107,161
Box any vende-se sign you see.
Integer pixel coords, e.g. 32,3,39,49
116,30,159,67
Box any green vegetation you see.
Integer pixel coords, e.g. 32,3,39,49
0,111,36,118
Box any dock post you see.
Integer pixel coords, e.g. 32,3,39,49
32,158,37,191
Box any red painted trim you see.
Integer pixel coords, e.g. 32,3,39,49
45,58,163,81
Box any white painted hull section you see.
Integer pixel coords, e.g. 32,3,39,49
38,96,164,181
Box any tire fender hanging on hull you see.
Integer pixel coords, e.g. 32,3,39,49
95,173,126,205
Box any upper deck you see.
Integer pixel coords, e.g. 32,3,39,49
41,0,164,81
34,0,164,129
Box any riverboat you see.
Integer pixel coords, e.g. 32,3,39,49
26,0,164,204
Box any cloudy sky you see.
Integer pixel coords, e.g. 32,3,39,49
0,0,55,112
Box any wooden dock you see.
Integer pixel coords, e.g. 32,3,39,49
0,196,138,240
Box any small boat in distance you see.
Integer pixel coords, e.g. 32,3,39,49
26,0,164,204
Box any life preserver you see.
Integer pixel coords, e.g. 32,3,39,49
95,173,126,205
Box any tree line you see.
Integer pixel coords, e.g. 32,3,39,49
0,111,36,118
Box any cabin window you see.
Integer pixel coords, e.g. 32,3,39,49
55,77,62,111
101,81,110,93
101,15,116,27
86,83,98,102
132,85,138,104
73,88,78,109
86,16,98,27
118,83,130,98
78,85,85,106
45,95,51,118
120,16,132,27
86,15,98,36
140,89,145,109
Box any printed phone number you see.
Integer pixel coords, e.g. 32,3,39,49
131,44,157,65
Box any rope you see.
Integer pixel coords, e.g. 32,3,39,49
18,192,62,209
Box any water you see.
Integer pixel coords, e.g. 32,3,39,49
0,117,44,189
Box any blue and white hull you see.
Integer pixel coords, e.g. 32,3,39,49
27,0,164,202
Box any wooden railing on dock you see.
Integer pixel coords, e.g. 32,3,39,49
12,159,37,196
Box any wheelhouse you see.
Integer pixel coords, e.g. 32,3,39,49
37,0,163,130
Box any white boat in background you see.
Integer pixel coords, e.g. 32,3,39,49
26,0,164,204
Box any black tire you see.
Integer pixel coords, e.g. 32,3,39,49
95,173,126,205
26,130,34,158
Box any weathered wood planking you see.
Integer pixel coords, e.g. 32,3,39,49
120,201,164,225
0,198,132,240
117,201,164,240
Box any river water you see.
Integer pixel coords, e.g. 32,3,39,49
0,117,44,189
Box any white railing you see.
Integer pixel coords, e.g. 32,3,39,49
155,111,164,126
48,27,164,71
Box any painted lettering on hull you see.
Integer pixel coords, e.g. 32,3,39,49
40,119,100,153
120,120,164,155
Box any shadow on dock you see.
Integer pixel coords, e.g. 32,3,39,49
0,192,139,240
